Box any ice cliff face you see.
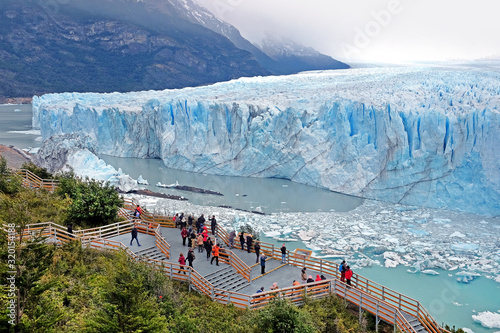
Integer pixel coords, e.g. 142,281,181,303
32,66,500,216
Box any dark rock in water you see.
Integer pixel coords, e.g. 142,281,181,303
242,194,248,197
218,205,233,209
174,185,223,196
119,189,188,201
251,210,266,215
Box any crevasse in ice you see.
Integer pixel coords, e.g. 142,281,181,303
32,66,500,216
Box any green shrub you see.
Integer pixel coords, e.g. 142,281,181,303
56,174,123,228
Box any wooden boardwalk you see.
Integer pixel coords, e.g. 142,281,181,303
7,170,448,333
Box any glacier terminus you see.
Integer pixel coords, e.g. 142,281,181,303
32,66,500,216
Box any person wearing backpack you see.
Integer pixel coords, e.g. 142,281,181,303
187,248,195,268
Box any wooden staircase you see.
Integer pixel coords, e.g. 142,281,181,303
205,266,250,292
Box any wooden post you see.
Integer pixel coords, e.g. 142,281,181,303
394,311,397,333
359,294,363,323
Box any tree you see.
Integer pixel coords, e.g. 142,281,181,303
20,162,53,180
0,156,22,195
256,298,315,333
56,175,123,228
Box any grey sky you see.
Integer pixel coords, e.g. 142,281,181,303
194,0,500,63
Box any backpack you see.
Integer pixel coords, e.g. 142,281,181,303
339,264,343,272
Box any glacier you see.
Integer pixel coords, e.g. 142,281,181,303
32,66,500,216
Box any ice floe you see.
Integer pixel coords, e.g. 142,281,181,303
472,311,500,329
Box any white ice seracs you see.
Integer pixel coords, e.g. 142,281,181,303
32,66,500,216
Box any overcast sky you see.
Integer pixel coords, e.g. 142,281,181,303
194,0,500,64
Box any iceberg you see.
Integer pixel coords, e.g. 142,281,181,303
472,311,500,329
32,66,500,216
33,133,138,191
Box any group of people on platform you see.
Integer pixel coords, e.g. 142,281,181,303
174,212,217,236
130,206,355,289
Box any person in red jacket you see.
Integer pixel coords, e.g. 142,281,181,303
345,266,353,287
181,227,188,246
178,253,186,274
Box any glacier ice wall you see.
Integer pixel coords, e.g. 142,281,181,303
32,66,500,216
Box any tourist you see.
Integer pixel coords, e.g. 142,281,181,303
211,243,220,266
315,274,321,282
205,238,213,261
196,233,204,252
260,253,266,274
345,266,353,287
130,224,141,246
178,253,186,274
340,260,347,282
280,243,287,264
239,232,245,251
246,234,253,253
256,287,264,293
134,205,143,219
189,230,196,249
197,214,205,233
173,213,179,228
228,230,236,248
254,242,261,263
187,248,195,268
210,215,217,235
307,275,314,283
181,227,188,246
301,267,307,284
320,274,327,280
270,282,279,290
67,223,73,240
187,214,193,227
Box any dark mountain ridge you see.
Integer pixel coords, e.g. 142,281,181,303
0,0,268,99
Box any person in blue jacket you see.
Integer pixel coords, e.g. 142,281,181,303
260,253,266,274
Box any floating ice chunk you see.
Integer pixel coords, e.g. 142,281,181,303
472,311,500,329
451,243,479,252
382,235,399,244
383,252,407,268
495,276,500,284
137,175,149,185
462,328,474,333
156,181,178,188
14,108,21,112
264,231,281,238
421,270,439,275
408,229,430,237
456,271,481,283
450,231,466,238
433,218,451,224
8,129,42,135
298,230,317,241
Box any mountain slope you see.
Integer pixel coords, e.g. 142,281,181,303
169,0,349,74
259,33,350,73
0,0,269,99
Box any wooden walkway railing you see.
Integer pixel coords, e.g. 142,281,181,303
17,169,59,192
12,172,447,333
